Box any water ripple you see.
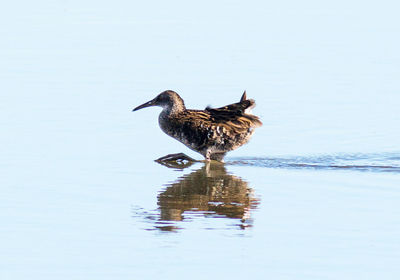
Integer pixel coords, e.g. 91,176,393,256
228,152,400,173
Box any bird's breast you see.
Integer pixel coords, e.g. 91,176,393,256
158,113,210,150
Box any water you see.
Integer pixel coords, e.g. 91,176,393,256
134,154,400,234
1,1,400,279
231,153,400,173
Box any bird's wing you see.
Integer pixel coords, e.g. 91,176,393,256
181,108,261,138
205,99,254,115
209,110,262,133
204,97,262,131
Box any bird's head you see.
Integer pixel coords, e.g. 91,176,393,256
132,90,185,112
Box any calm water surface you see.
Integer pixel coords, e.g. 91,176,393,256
1,1,400,279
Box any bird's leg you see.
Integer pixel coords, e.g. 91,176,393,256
155,153,197,163
205,150,225,162
205,150,211,161
210,152,226,162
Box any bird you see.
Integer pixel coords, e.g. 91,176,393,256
132,90,262,162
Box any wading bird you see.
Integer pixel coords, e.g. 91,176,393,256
132,90,262,162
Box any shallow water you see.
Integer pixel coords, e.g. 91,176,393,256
230,152,400,173
133,161,259,232
133,153,400,235
2,1,400,279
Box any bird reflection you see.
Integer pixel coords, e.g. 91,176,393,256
145,161,259,232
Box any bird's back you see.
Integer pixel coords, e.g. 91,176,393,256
159,92,262,159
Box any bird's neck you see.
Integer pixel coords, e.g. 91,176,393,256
162,102,186,115
158,104,186,135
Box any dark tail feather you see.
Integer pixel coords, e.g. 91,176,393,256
240,91,247,102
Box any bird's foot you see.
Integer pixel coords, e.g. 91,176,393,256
155,153,198,169
156,153,197,162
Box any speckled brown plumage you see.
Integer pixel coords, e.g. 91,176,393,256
133,90,262,161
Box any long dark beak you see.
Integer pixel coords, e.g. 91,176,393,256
132,99,156,111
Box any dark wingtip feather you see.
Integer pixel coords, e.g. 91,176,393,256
240,91,247,102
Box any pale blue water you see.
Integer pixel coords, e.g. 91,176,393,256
1,1,400,279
